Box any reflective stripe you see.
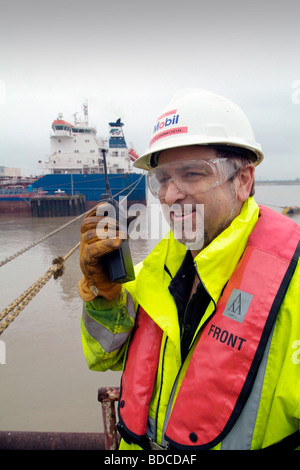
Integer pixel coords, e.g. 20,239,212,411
147,416,156,441
82,306,131,353
126,293,136,321
82,293,136,354
221,324,274,449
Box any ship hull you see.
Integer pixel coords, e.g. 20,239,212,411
0,198,32,214
0,173,147,214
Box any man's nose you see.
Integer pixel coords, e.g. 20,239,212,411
163,179,186,205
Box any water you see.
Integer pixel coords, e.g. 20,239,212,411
0,185,299,433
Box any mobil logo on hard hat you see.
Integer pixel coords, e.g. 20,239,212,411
153,109,179,133
133,89,264,171
150,108,188,146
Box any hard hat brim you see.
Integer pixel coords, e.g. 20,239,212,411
134,139,264,171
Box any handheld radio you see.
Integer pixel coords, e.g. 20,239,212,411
100,149,135,283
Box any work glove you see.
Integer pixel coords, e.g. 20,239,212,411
78,202,125,302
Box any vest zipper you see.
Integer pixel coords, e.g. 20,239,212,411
151,335,168,445
161,364,181,448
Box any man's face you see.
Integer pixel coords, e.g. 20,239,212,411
157,146,244,255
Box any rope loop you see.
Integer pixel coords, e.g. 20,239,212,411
52,256,65,279
0,243,80,335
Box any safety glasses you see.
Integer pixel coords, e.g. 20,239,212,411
147,158,240,199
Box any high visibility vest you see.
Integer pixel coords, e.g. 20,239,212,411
117,207,300,450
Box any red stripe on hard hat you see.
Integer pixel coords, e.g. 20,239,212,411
156,109,177,122
150,126,188,146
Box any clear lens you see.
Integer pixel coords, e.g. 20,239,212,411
147,158,239,199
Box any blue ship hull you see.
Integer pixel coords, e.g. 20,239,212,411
31,173,146,208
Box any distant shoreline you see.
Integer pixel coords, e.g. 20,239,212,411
256,180,300,185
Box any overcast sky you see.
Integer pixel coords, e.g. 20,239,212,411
0,0,299,180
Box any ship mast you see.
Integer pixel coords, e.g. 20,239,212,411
82,100,88,124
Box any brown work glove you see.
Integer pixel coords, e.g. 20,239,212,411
78,202,125,302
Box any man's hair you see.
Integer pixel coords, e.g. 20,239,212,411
215,148,255,197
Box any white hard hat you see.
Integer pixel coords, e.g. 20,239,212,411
134,89,264,171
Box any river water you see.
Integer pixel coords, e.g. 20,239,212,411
0,185,299,433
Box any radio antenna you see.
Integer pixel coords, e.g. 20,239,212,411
101,148,112,198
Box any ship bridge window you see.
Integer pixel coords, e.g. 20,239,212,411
74,128,92,134
54,125,71,132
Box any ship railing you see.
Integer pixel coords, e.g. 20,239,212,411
0,188,31,195
0,188,86,196
0,188,50,196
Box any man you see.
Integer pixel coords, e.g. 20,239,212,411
79,89,300,450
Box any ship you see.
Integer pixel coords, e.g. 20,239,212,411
0,102,146,214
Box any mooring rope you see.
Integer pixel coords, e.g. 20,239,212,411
0,214,84,268
0,175,144,268
0,242,80,336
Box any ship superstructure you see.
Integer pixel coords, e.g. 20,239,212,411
0,102,146,214
44,103,138,175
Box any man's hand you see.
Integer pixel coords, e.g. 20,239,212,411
78,202,125,302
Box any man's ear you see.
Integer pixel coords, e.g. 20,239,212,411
236,164,255,202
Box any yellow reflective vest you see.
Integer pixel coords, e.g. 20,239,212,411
81,197,300,450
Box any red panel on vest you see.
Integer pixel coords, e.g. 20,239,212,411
120,308,163,436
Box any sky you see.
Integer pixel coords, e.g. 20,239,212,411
0,0,299,180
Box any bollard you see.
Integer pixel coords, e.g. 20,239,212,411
98,387,120,450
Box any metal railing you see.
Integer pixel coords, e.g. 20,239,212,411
0,386,120,450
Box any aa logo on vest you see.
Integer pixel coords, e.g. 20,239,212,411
223,289,253,323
